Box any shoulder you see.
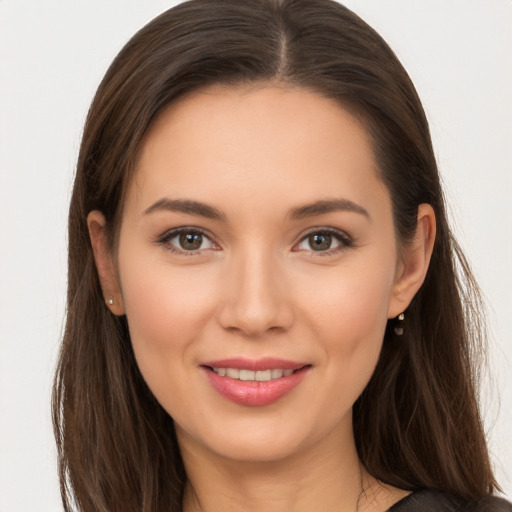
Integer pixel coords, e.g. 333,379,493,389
388,489,512,512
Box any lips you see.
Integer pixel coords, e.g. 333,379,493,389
211,367,295,381
201,358,310,406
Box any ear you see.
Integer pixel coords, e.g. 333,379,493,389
387,204,436,318
87,210,125,315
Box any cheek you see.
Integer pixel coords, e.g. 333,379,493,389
117,247,218,380
324,282,388,373
296,258,395,398
301,259,394,342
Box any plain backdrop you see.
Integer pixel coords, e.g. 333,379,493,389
0,1,511,510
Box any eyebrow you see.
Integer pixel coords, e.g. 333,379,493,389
290,199,370,220
144,198,225,220
143,197,369,221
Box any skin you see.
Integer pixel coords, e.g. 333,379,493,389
88,85,436,512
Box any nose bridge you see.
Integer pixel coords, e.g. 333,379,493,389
217,242,292,336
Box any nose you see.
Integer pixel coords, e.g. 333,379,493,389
216,249,294,337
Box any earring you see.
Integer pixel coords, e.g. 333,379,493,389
394,312,405,336
106,298,114,306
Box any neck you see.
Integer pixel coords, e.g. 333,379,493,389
180,424,369,512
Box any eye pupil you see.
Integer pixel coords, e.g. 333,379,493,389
309,233,332,251
179,232,202,250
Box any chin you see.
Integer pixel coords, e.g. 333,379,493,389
203,433,309,464
175,407,352,466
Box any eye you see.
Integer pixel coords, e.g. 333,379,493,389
158,228,217,254
295,229,352,254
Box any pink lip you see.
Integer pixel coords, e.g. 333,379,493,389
201,357,307,371
201,358,310,407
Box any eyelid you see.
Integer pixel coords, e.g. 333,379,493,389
293,227,354,254
155,225,353,256
156,226,220,254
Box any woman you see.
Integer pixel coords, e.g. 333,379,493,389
52,1,511,511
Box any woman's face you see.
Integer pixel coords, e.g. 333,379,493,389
108,85,412,462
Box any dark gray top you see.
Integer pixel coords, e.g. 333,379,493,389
388,489,512,512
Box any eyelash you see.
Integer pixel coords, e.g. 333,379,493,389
294,228,354,256
156,227,218,256
156,227,354,256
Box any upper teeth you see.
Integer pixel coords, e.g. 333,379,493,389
213,368,294,381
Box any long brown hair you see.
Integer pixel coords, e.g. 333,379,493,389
53,1,498,510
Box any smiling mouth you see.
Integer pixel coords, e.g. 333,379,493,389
208,367,298,381
203,362,311,406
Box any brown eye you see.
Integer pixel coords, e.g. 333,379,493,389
296,230,350,254
308,233,332,251
160,229,216,254
179,232,203,250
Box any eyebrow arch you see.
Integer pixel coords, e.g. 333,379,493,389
144,198,226,220
290,199,370,220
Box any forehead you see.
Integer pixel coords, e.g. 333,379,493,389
129,84,388,218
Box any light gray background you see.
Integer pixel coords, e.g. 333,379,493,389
0,1,510,510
